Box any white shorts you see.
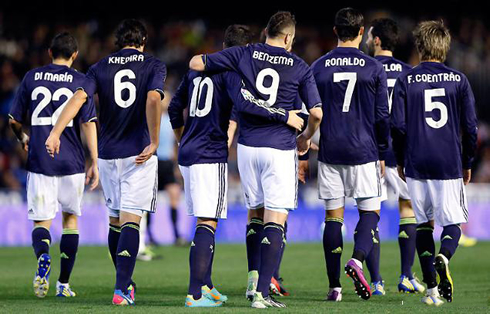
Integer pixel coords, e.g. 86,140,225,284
179,163,227,219
237,144,297,214
99,155,158,218
318,161,382,211
382,166,410,200
406,177,468,227
26,172,85,221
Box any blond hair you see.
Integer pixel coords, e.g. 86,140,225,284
413,20,451,62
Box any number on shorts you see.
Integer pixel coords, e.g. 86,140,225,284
333,72,357,112
31,86,74,127
189,76,214,117
256,68,280,106
114,69,137,108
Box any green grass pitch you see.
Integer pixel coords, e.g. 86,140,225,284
0,242,489,313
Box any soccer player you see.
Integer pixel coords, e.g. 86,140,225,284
190,11,323,308
391,20,477,306
45,19,166,306
8,32,98,298
308,7,389,301
365,18,425,294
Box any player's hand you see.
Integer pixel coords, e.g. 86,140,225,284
298,160,309,184
45,134,61,158
135,142,158,165
463,169,471,185
380,160,386,178
287,110,304,132
397,165,406,182
21,134,29,152
85,162,99,191
310,142,319,151
297,133,311,156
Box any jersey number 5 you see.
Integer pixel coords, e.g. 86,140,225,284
31,86,74,127
424,88,448,129
333,72,357,112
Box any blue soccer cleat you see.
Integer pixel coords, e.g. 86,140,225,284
33,253,51,298
185,295,223,307
371,281,386,296
398,275,415,293
112,289,134,306
56,281,76,297
202,285,228,303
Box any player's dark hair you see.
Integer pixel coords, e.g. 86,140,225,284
49,32,78,60
371,18,399,52
266,11,296,38
224,25,253,48
334,7,364,42
115,19,147,49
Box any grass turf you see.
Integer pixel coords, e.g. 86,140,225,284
0,242,489,313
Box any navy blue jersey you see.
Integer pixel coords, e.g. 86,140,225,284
312,47,390,165
81,48,166,159
376,55,412,167
204,43,322,150
9,64,97,176
169,70,288,166
391,62,478,180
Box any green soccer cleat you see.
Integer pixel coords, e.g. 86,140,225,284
56,281,76,297
33,253,51,298
185,295,222,307
251,291,286,308
435,254,454,302
246,270,258,301
202,285,228,303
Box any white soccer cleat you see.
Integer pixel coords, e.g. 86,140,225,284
251,291,286,308
421,287,444,306
56,281,76,297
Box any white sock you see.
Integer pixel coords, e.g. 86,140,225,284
352,258,363,269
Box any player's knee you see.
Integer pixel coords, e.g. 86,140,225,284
248,208,264,221
62,213,78,230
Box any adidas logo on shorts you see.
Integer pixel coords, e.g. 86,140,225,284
261,237,271,245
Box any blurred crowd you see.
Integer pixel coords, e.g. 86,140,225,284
1,11,490,190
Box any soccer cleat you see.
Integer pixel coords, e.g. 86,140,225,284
345,259,371,300
270,277,290,296
202,285,228,303
246,270,258,301
398,275,415,293
185,295,222,307
458,233,477,247
112,289,134,306
435,254,453,302
371,281,385,296
251,292,286,308
33,253,51,298
410,275,425,293
326,288,342,301
128,281,136,301
56,281,76,297
421,288,444,306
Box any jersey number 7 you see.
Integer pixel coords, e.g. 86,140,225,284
333,72,357,112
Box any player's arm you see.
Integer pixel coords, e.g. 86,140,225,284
296,67,323,155
45,89,88,157
9,118,29,151
136,90,163,164
460,76,478,185
81,121,99,190
374,65,390,177
190,46,245,72
8,75,30,151
168,73,190,143
227,106,238,149
390,77,407,181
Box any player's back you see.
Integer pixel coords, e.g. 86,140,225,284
85,48,166,159
10,64,95,176
171,70,236,166
205,43,320,150
394,62,477,180
312,47,388,165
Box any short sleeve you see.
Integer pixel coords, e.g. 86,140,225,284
78,96,97,123
299,65,322,110
80,65,98,96
147,59,167,99
9,74,30,123
204,46,246,72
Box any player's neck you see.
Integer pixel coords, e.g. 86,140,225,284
337,40,359,49
52,59,73,67
265,38,286,50
122,46,144,52
421,59,442,63
375,49,393,57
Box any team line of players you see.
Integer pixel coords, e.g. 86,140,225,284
9,7,477,309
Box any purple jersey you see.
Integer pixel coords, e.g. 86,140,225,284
204,43,321,150
312,47,389,165
81,48,166,159
9,64,97,176
391,62,478,180
169,70,288,166
376,55,412,168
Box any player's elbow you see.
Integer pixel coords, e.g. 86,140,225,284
8,118,21,130
147,90,162,106
310,107,323,123
189,55,205,71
